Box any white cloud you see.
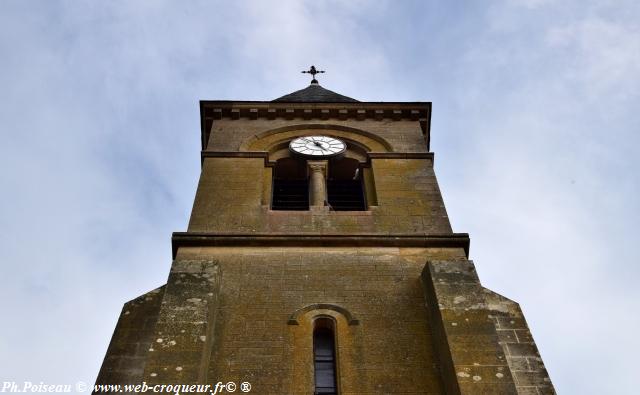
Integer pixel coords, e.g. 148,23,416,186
546,16,640,101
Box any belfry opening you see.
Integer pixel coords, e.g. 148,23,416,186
272,157,309,210
327,157,365,211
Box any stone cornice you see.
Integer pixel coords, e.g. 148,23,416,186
200,101,431,120
199,151,435,167
367,152,434,160
171,232,470,259
199,101,432,152
201,151,269,158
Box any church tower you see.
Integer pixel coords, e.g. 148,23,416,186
95,68,555,394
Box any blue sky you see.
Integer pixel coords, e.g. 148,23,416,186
0,1,638,394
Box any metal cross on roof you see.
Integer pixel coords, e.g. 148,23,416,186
301,65,325,84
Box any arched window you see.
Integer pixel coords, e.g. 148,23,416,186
271,154,367,211
271,157,309,210
313,318,338,395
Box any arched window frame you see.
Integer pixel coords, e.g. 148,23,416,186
270,150,369,212
313,315,339,395
287,305,357,393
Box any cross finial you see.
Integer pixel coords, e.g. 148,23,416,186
301,65,325,84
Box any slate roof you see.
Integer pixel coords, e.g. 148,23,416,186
273,82,358,103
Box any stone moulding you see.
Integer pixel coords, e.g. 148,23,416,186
198,151,435,168
171,232,470,259
200,102,430,122
239,123,394,152
287,303,360,326
199,101,433,152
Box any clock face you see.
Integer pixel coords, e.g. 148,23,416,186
289,136,346,158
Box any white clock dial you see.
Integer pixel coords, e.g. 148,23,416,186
289,136,346,158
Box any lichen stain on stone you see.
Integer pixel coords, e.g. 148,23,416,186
457,372,470,378
472,375,482,381
496,373,504,379
486,302,510,313
453,296,466,304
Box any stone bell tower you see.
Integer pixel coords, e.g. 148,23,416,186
95,67,555,394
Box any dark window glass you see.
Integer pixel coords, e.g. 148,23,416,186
327,158,366,211
272,158,309,210
314,326,337,394
272,179,309,210
327,179,365,211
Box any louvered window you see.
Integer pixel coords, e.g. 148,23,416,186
327,158,366,211
271,158,309,210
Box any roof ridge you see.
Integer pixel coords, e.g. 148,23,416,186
273,83,358,103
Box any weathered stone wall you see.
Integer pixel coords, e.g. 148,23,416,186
207,119,428,153
140,260,221,385
372,158,451,233
485,291,555,394
174,246,468,394
94,286,165,388
187,157,451,235
96,251,555,395
422,260,518,394
187,157,265,232
421,260,555,395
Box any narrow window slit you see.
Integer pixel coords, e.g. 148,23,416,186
314,318,338,395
